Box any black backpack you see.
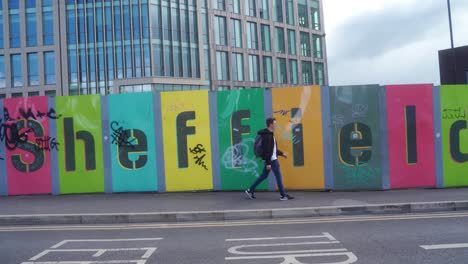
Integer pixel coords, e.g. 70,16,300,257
253,134,264,158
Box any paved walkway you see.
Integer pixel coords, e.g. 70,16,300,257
1,188,467,215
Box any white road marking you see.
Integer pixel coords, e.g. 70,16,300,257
31,248,157,260
21,260,147,264
420,243,468,250
225,252,358,263
3,212,468,233
51,238,163,248
226,233,336,242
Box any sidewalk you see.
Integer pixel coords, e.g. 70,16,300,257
1,188,468,226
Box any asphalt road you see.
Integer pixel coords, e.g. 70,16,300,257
2,212,468,264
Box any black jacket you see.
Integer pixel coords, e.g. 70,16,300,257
258,128,284,165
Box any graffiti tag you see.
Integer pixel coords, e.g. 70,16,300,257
352,104,369,119
35,136,59,152
442,107,467,120
190,144,209,170
110,121,136,147
222,139,259,178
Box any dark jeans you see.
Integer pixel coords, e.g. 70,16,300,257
249,159,287,197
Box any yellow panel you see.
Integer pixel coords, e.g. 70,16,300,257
161,91,213,191
272,86,325,189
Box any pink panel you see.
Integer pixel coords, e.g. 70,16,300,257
386,84,436,188
5,97,52,195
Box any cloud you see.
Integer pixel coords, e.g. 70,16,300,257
324,0,468,85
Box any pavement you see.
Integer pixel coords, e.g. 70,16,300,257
1,188,468,226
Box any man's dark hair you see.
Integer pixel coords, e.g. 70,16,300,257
266,118,276,127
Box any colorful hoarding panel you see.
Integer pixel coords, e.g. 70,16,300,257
330,85,384,190
441,85,468,187
4,97,53,195
108,93,158,192
272,86,325,189
217,89,266,190
160,91,213,191
386,84,436,188
56,95,105,194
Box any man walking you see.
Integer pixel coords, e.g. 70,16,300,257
245,118,294,201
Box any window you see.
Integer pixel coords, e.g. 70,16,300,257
11,54,22,87
298,0,308,27
466,70,468,84
247,22,258,50
26,12,37,47
67,10,76,44
314,62,324,85
12,93,23,98
8,0,19,9
43,9,54,45
215,16,227,46
10,14,20,48
289,60,298,85
0,56,5,88
228,0,240,13
230,19,242,48
275,27,285,54
27,53,39,86
132,2,140,40
260,0,269,19
261,25,271,51
245,0,256,17
0,10,4,48
302,61,312,84
113,5,122,41
249,55,259,82
123,2,131,40
300,32,311,56
286,0,294,25
231,53,244,81
277,58,287,84
313,35,323,58
274,0,283,22
96,5,104,42
216,51,229,80
28,91,40,97
263,56,273,83
214,0,225,10
310,0,321,30
107,46,115,80
45,90,56,97
68,49,78,85
288,29,296,55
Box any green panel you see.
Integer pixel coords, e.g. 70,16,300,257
56,95,105,194
108,93,158,192
330,85,383,190
441,85,468,187
217,89,266,190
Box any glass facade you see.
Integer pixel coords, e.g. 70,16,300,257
275,27,285,54
289,59,298,85
300,32,311,57
231,53,244,81
248,55,259,82
230,19,242,48
302,61,312,84
288,29,296,55
261,24,271,51
263,56,273,83
45,51,56,85
277,58,287,84
10,13,21,48
313,34,323,58
247,22,258,50
27,53,39,86
11,54,22,87
216,51,229,80
0,55,5,88
315,62,324,85
0,0,326,96
215,16,227,46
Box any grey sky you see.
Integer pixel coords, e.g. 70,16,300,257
324,0,468,85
